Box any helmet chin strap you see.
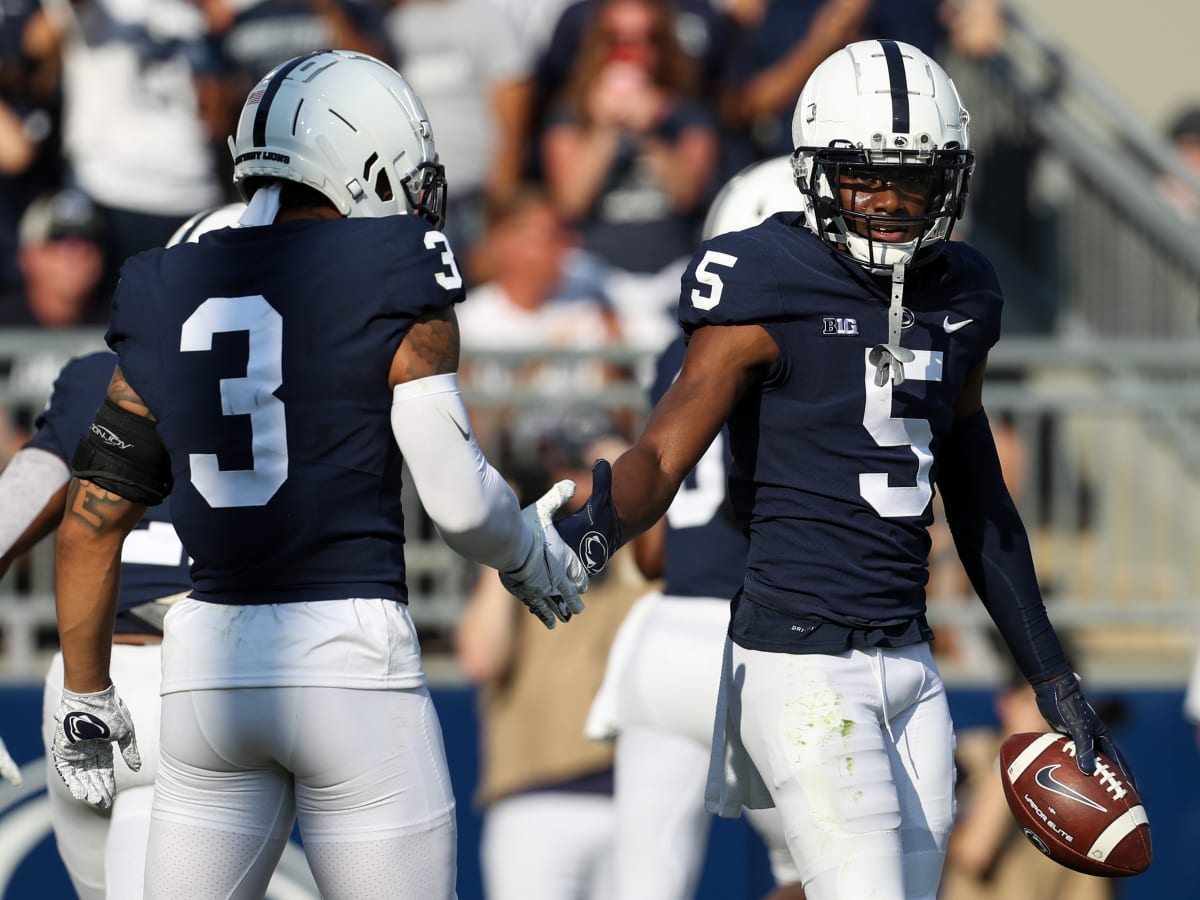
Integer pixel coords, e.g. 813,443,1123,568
868,261,915,386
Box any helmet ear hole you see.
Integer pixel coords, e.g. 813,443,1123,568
374,169,393,203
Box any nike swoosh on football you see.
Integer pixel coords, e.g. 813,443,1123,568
1034,764,1108,812
943,316,973,333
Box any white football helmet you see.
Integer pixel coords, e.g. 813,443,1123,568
702,155,802,240
791,40,973,271
228,50,446,226
166,202,247,247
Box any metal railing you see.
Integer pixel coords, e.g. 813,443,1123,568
946,8,1200,344
1,341,1196,683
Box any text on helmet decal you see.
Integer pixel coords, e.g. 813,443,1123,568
235,151,290,165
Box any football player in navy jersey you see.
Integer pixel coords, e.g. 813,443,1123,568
556,40,1131,900
590,156,805,900
47,51,587,900
0,204,240,900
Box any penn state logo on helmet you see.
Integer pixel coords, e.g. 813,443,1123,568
63,712,110,744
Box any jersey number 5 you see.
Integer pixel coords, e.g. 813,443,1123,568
860,348,942,518
690,250,737,311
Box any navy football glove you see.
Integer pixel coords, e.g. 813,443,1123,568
1034,672,1134,784
553,459,621,577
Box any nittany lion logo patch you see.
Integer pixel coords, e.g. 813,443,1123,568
63,712,110,744
579,531,610,576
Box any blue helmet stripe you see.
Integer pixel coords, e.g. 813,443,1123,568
253,53,317,148
879,40,910,134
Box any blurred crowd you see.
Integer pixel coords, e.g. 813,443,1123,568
0,0,1007,336
4,4,1173,898
0,0,1018,509
0,0,1015,565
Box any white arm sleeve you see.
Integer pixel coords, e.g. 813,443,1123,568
391,374,533,573
0,447,71,556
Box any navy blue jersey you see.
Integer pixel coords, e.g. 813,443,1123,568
26,351,190,634
651,334,748,600
106,216,464,605
678,213,1001,645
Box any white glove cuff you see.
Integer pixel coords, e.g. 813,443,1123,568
61,685,115,702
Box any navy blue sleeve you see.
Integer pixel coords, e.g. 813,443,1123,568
387,220,467,316
945,240,1004,355
106,251,170,415
678,230,785,333
936,409,1070,684
25,352,117,461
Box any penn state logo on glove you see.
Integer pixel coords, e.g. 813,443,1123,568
578,530,610,576
554,459,620,576
63,712,111,743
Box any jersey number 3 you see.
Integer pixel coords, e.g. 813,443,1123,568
178,234,461,509
181,296,286,508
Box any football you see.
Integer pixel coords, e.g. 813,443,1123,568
999,731,1151,876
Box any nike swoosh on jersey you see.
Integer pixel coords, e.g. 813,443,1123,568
1034,764,1108,812
943,316,974,333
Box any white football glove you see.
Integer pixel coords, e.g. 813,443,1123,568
0,735,21,786
500,480,589,629
52,685,140,809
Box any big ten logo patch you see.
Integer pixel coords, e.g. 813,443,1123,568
822,317,859,336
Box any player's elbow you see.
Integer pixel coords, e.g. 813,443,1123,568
55,493,136,563
55,512,105,563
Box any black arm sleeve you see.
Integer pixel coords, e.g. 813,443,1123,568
935,409,1070,685
71,398,173,506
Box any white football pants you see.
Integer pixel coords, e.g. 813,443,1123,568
721,640,956,900
481,792,615,900
605,596,798,899
42,643,162,900
145,685,456,900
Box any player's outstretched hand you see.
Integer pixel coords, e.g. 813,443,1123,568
1034,672,1135,784
500,480,588,629
553,459,621,578
52,685,141,809
0,735,21,786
